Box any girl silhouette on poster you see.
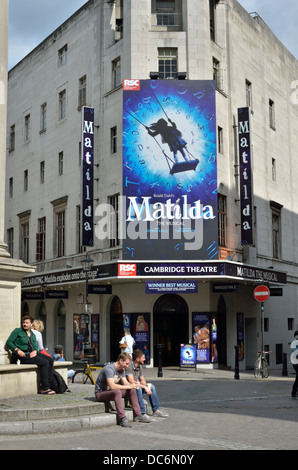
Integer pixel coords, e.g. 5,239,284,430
146,118,189,164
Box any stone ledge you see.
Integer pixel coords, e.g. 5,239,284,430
0,361,73,399
0,361,72,372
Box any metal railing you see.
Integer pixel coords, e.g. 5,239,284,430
154,12,182,29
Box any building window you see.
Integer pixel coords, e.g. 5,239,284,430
288,318,294,331
276,344,283,365
245,80,252,109
79,141,82,167
269,99,275,129
272,158,276,181
7,228,14,257
112,57,121,89
56,211,65,258
78,75,87,108
156,1,175,26
112,57,121,88
20,221,29,263
108,194,120,248
24,114,31,142
40,102,47,132
209,0,216,41
158,48,178,79
59,90,66,120
58,44,67,66
218,194,227,247
9,177,13,198
213,57,223,91
76,205,83,253
115,0,123,41
9,124,15,151
58,152,64,176
217,126,223,154
40,161,45,184
270,201,282,259
24,170,28,191
111,126,117,153
36,217,46,261
51,196,68,259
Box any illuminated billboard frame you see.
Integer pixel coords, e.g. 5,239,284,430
122,79,218,261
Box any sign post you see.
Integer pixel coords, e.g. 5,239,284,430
254,285,270,356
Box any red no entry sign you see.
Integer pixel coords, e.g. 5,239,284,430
254,285,270,302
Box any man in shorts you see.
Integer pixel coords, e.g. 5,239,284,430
94,352,151,427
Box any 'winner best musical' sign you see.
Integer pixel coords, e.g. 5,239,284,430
82,107,94,246
238,107,253,245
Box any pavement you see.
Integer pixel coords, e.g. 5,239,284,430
0,366,292,435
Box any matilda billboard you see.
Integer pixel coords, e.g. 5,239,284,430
122,79,217,260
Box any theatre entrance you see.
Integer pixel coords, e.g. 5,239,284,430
153,294,188,366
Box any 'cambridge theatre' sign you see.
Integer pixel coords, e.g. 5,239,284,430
82,107,94,246
238,107,253,245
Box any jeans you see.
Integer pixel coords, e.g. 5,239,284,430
95,389,141,420
292,364,298,394
19,352,54,391
137,384,160,414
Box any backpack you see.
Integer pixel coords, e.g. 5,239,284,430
50,370,68,394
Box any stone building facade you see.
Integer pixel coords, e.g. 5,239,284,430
5,0,298,369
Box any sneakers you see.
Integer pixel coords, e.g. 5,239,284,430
291,392,298,398
134,414,152,423
153,409,168,417
119,417,132,428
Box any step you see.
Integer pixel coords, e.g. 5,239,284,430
0,383,134,435
0,409,134,435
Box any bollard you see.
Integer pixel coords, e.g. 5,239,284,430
234,345,240,380
282,352,288,376
157,343,163,377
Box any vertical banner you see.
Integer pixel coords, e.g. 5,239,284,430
82,106,94,246
211,314,218,363
73,314,89,359
236,312,244,361
132,313,150,364
238,107,253,245
122,80,217,260
90,314,100,362
192,312,211,363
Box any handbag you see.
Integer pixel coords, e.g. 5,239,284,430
119,341,127,349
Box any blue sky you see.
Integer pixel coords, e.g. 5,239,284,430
8,0,298,70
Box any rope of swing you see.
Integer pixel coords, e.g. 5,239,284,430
123,107,174,170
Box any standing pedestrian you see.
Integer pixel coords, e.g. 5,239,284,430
119,328,135,355
290,330,298,397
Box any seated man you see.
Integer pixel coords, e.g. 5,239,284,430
94,352,151,428
6,315,55,395
124,349,168,418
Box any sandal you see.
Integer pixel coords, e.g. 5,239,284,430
40,389,56,395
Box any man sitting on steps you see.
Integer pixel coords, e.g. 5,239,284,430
94,352,151,428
